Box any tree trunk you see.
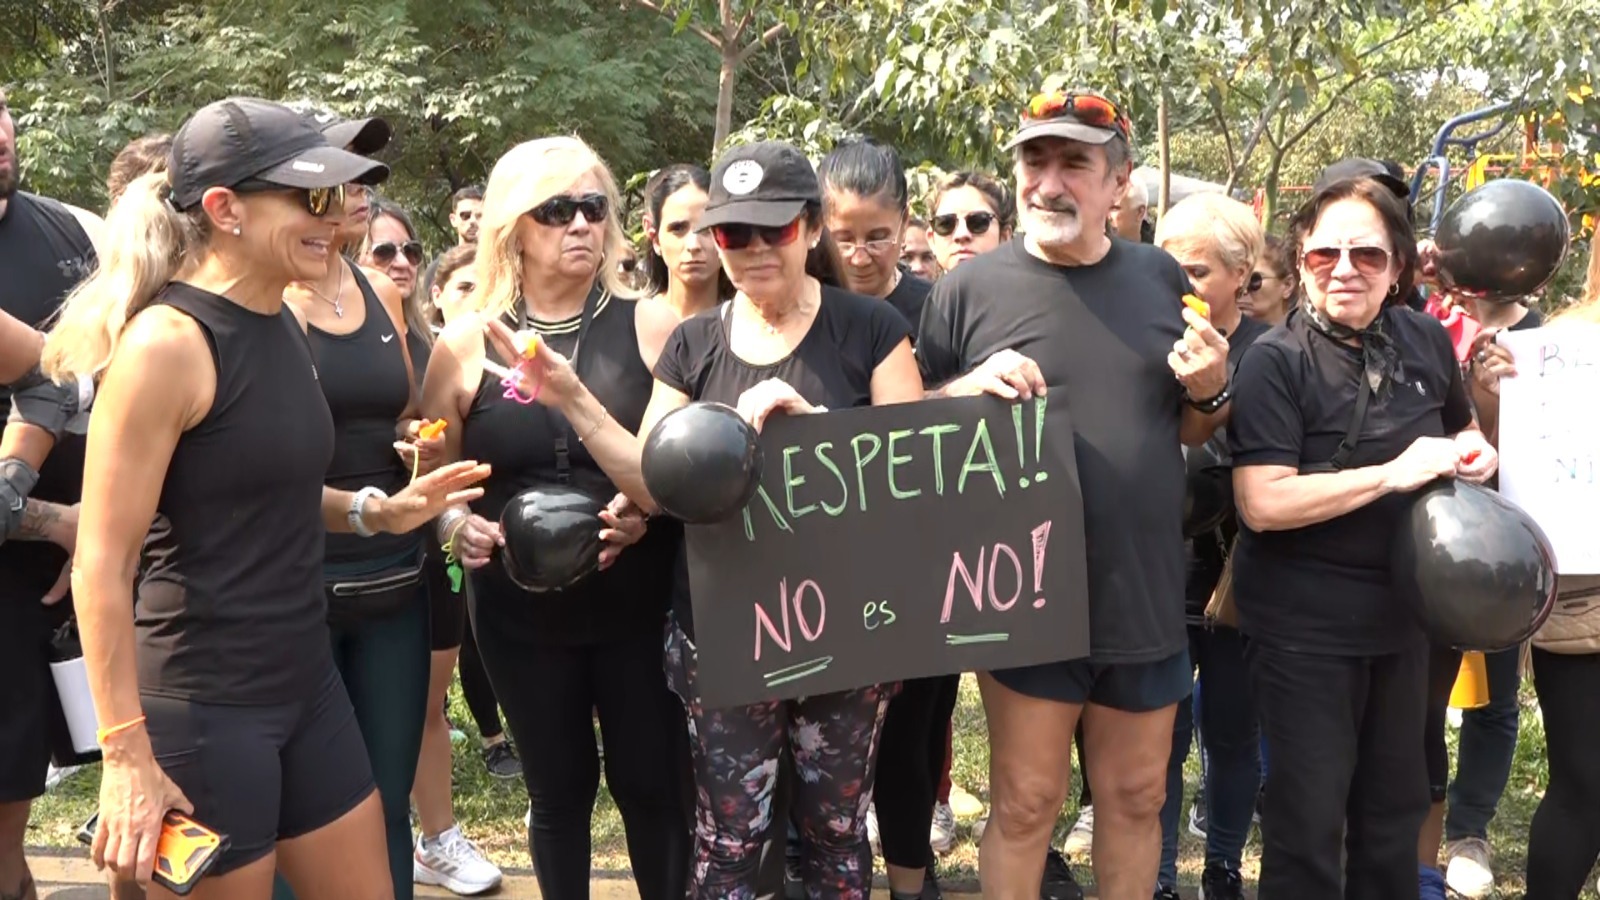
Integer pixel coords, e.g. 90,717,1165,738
714,44,738,153
1262,150,1284,227
1157,88,1172,217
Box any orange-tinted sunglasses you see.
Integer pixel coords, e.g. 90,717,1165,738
1023,91,1133,142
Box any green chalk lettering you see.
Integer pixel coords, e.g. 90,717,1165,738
850,433,883,513
813,442,849,516
918,423,962,496
958,419,1006,497
782,446,817,519
742,484,793,542
885,429,921,500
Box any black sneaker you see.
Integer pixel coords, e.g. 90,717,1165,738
1154,887,1181,900
483,741,522,779
1199,866,1245,900
1041,847,1085,900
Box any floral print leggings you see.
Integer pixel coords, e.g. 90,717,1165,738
666,621,893,900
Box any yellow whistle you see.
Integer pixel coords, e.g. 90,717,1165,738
1449,651,1490,710
1182,293,1210,320
513,330,540,360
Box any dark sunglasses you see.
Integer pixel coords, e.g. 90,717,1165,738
233,180,345,217
710,218,803,251
1302,245,1391,278
528,193,609,227
1246,271,1264,293
370,240,424,266
930,211,996,238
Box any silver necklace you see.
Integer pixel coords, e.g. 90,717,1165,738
304,261,346,318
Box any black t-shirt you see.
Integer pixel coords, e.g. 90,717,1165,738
0,193,96,613
654,285,910,640
884,269,932,338
1228,306,1473,654
917,236,1191,664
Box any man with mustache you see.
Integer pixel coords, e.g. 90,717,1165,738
917,88,1232,900
0,86,104,900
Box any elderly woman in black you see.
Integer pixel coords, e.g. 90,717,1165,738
1228,176,1497,900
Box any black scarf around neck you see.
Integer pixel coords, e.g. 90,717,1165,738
1300,298,1403,400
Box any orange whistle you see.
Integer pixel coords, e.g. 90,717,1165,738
513,331,540,359
419,419,448,441
1182,293,1210,320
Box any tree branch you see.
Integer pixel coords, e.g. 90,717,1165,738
731,7,755,45
1209,92,1237,179
632,0,721,49
736,22,787,66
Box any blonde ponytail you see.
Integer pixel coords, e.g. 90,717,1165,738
42,172,209,382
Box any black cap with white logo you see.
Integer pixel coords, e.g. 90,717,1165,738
696,141,820,232
168,97,390,211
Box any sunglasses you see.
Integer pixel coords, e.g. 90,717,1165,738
1023,91,1133,141
233,180,345,217
930,211,996,238
1302,245,1391,278
528,193,609,227
710,218,803,251
370,240,424,266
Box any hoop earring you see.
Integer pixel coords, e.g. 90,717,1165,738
1389,283,1400,296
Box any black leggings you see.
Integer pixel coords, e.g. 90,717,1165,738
874,674,959,868
458,608,504,741
1424,644,1462,803
473,616,689,900
1526,648,1600,899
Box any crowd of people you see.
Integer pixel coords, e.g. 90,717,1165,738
1,79,1599,900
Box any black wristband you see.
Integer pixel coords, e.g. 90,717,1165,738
1185,384,1232,415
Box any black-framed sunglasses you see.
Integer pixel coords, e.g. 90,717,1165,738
528,192,609,227
370,240,424,266
233,180,345,217
930,211,996,238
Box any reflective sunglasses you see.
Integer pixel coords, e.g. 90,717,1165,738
528,193,609,227
1302,245,1391,278
233,180,344,217
1023,91,1133,141
930,211,996,237
370,240,424,266
710,218,803,251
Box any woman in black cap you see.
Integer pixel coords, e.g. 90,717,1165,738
41,97,489,899
1228,176,1496,900
419,135,686,900
484,139,923,899
274,108,470,900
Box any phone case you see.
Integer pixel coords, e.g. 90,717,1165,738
74,810,230,895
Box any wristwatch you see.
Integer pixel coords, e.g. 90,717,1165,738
1185,383,1232,415
349,486,388,537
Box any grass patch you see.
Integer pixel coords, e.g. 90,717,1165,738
25,674,1600,895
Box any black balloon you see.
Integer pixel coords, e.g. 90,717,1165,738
1392,479,1558,651
1435,179,1570,302
641,402,763,524
499,485,605,593
1183,441,1231,538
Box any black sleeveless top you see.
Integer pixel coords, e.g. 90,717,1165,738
137,284,336,704
307,264,417,565
0,193,96,610
462,290,674,644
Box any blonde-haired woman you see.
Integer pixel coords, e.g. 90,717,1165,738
41,97,487,899
418,135,688,900
1150,191,1269,900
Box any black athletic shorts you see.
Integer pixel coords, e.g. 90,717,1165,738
989,648,1193,712
424,551,465,652
143,663,376,875
0,595,79,803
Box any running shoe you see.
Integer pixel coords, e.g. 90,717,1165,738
413,825,503,896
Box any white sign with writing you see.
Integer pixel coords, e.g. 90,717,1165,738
1498,324,1600,574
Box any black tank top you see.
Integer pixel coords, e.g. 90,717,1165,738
0,192,96,608
462,290,673,644
137,284,336,704
307,265,417,565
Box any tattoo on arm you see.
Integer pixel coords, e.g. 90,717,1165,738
15,500,63,541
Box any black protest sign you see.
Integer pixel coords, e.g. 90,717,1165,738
685,394,1088,708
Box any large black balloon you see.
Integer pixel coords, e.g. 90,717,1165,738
1435,179,1570,302
499,485,605,593
641,402,763,524
1392,480,1557,651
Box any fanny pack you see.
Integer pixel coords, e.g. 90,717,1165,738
325,553,423,629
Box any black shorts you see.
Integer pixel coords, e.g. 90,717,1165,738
989,648,1193,712
143,664,376,875
0,598,55,803
425,552,465,652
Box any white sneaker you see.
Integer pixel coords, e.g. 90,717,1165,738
1443,836,1495,899
1063,805,1094,859
866,804,881,855
413,824,503,896
929,802,956,854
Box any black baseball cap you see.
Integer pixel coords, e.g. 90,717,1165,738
167,98,390,211
297,106,392,156
1312,158,1410,200
696,141,820,232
